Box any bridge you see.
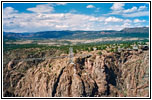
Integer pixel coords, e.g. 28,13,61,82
5,47,92,74
8,47,91,63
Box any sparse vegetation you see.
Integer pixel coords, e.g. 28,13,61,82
97,51,102,56
3,38,149,97
4,40,149,55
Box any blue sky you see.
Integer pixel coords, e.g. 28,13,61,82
3,2,149,32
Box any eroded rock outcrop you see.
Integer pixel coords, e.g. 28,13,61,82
3,50,149,97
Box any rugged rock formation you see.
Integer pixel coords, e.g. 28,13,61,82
3,49,149,97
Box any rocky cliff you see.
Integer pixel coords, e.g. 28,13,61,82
3,49,149,97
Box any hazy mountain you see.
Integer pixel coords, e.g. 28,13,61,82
3,27,149,40
121,27,149,33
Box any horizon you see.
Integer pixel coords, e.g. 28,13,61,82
3,2,149,33
3,26,149,33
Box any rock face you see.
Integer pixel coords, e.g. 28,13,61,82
3,50,149,97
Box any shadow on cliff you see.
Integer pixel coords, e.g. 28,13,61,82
52,67,65,97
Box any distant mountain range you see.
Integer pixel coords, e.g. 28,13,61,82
3,27,149,40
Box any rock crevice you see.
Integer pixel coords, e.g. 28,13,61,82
3,50,149,97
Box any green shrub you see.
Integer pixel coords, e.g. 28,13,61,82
97,51,102,55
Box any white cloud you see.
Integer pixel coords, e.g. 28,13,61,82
138,6,147,11
109,3,149,18
27,4,54,13
122,23,131,27
110,3,124,11
105,17,123,22
56,25,68,28
124,19,132,23
123,6,147,13
4,11,126,32
134,19,146,23
123,11,149,17
89,17,99,21
123,6,137,13
3,7,18,15
3,6,148,32
56,3,67,5
69,9,77,13
86,5,95,8
109,3,125,15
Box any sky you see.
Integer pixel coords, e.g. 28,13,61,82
3,2,149,33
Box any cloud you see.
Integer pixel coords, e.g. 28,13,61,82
123,11,149,17
110,3,124,11
109,3,125,15
123,6,147,13
124,19,132,23
69,9,77,13
27,4,54,13
86,5,95,8
56,3,67,5
134,19,146,23
56,25,68,28
3,6,148,32
105,17,123,22
122,5,149,17
109,3,149,18
3,7,18,15
122,23,131,27
123,6,137,13
4,10,126,32
138,6,147,11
